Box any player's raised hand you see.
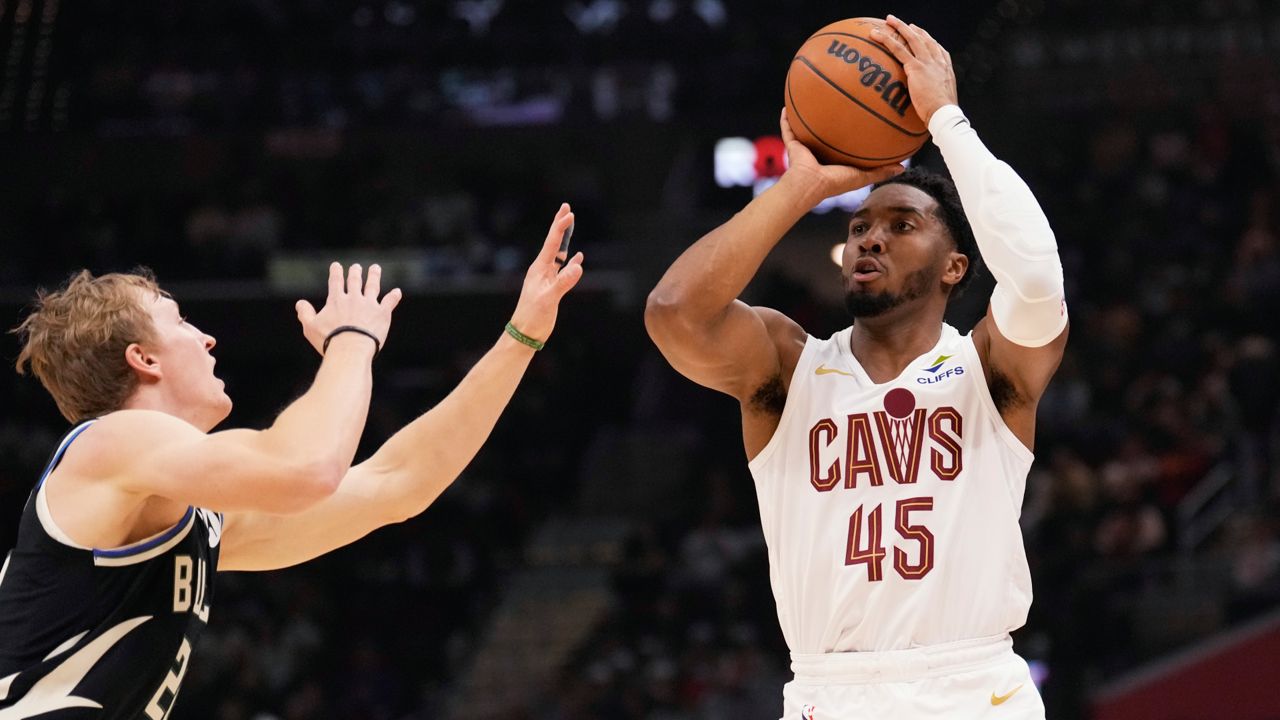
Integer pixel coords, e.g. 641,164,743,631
507,203,585,344
296,262,403,355
872,16,958,125
780,108,903,194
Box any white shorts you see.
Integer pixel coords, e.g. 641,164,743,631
781,635,1045,720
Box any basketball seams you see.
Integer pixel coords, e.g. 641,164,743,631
786,74,909,163
807,31,896,57
791,55,928,139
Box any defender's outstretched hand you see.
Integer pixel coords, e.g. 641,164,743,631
780,108,903,196
508,203,585,343
872,16,959,125
296,262,403,355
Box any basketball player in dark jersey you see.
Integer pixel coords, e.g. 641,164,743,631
0,205,584,719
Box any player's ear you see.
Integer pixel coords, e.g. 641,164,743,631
124,342,162,383
942,251,968,288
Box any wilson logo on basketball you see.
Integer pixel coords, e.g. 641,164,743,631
824,40,912,117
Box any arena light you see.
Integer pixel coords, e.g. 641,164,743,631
714,136,909,213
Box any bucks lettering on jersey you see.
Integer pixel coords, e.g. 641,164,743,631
748,324,1034,653
0,420,221,719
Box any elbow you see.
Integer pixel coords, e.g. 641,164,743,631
270,460,344,513
644,287,689,342
311,463,346,497
300,460,345,501
993,263,1063,305
644,290,670,338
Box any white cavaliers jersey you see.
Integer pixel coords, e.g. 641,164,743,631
747,323,1034,654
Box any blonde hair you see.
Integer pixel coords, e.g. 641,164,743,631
12,269,163,422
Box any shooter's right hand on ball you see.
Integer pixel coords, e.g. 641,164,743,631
296,262,403,356
780,107,903,196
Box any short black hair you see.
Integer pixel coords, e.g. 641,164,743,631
872,167,981,296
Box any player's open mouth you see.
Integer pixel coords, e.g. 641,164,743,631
852,258,883,282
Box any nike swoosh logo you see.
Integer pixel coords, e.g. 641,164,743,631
815,365,854,377
0,615,151,717
990,683,1024,706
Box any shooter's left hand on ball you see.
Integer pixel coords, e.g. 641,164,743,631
873,16,959,125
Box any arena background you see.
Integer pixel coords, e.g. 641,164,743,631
2,1,1279,718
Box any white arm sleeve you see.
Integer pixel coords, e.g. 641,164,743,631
929,105,1068,347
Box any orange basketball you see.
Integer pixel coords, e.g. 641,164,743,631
784,18,927,168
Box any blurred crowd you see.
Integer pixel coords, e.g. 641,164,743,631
62,1,986,134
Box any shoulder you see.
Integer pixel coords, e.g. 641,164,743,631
739,308,807,418
752,306,807,371
64,410,203,477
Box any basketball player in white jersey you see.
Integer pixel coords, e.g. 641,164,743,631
645,17,1067,720
0,205,583,718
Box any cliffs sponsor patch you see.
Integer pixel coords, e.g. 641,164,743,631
917,355,964,384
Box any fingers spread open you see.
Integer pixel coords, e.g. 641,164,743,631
328,262,344,297
871,25,914,64
295,299,317,324
346,263,363,295
885,15,929,58
555,252,585,295
537,204,574,265
380,287,403,311
912,24,948,62
911,23,941,49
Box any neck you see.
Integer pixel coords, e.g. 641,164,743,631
848,304,946,383
121,388,212,431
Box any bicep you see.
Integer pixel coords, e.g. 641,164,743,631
645,299,798,401
104,411,333,514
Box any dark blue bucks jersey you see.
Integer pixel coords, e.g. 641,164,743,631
0,420,221,719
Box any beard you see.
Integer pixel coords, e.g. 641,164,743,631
844,267,935,318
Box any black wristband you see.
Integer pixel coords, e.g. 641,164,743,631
323,326,381,356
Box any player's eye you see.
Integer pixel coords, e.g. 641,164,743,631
850,223,866,235
895,221,913,232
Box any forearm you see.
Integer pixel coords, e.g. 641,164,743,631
930,105,1067,346
649,172,826,319
365,332,536,516
263,334,375,476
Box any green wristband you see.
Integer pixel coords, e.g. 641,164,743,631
504,322,545,351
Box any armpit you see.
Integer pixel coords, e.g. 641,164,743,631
988,367,1027,414
749,374,787,416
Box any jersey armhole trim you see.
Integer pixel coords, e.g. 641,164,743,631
34,419,100,548
93,506,196,567
960,334,1035,465
36,482,92,550
747,336,816,472
35,420,97,490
